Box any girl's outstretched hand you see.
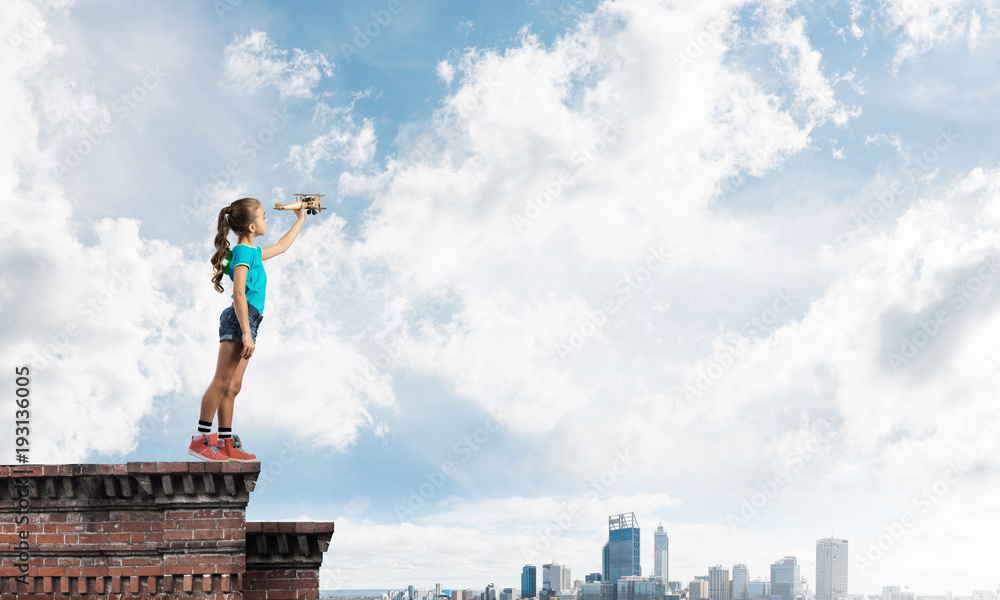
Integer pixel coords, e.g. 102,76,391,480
293,205,307,220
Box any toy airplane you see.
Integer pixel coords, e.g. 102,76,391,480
274,194,326,215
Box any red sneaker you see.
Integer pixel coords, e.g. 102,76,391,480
220,434,256,462
188,433,228,462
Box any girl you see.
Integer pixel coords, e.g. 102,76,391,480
188,197,307,462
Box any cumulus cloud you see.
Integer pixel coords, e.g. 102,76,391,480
284,101,377,178
223,29,333,99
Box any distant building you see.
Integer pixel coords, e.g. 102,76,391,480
882,587,900,600
486,584,498,600
501,589,517,600
709,566,730,600
731,565,749,600
747,579,770,600
609,513,642,583
618,577,666,600
582,582,617,600
654,525,669,585
545,564,569,594
770,558,800,600
603,542,611,581
816,539,848,600
690,579,709,600
523,566,538,598
587,574,604,583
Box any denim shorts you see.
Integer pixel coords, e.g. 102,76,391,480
219,303,263,344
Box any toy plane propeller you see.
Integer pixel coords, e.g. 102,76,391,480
274,194,326,215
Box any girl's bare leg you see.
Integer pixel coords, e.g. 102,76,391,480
199,341,243,424
218,354,251,429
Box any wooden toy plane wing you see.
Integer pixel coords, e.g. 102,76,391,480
274,194,327,215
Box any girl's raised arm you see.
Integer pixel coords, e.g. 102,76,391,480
262,206,307,260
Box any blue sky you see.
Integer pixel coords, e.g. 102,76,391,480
3,0,1000,593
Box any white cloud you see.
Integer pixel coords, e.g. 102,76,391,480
285,118,376,178
223,29,333,99
436,59,455,85
881,0,986,69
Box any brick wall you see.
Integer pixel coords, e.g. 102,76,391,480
0,463,335,599
244,522,335,600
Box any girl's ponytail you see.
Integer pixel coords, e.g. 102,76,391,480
209,198,261,293
210,206,232,293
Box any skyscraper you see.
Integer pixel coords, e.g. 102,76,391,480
654,525,669,584
708,565,731,600
544,564,567,594
602,542,610,581
747,579,770,600
690,578,709,600
770,557,801,600
608,513,641,583
816,539,848,600
522,565,537,599
731,565,749,600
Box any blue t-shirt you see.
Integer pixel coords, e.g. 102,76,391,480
225,244,267,313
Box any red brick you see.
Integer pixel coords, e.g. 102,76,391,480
193,529,224,540
265,591,302,599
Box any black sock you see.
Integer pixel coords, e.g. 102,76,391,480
198,420,212,435
219,427,232,440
